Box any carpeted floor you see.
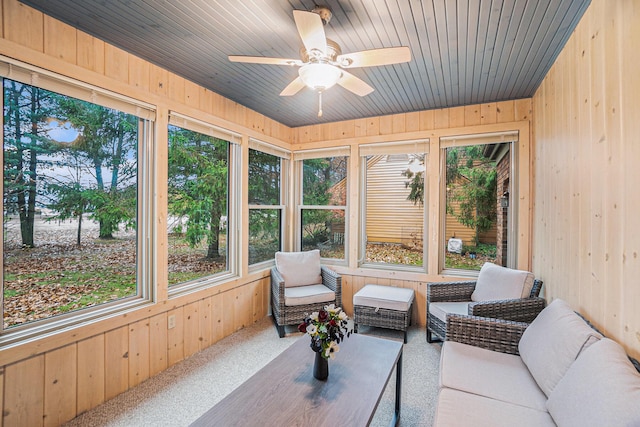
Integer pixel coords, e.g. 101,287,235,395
64,317,442,427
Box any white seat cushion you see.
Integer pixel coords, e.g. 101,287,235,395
353,284,415,312
429,302,470,323
284,284,335,306
434,388,555,427
440,341,548,412
471,262,535,302
518,298,602,397
546,338,640,427
275,250,322,288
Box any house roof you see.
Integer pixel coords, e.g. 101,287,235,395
20,0,591,128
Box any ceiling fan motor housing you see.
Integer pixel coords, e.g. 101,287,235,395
311,5,332,25
300,38,341,63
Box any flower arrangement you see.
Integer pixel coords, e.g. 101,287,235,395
298,304,352,359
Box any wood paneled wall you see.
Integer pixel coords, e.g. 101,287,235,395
0,0,536,425
532,0,640,359
0,0,277,425
291,100,534,343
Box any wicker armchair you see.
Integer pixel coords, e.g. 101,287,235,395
426,263,545,343
270,264,342,338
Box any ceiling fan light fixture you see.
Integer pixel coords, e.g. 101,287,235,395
299,63,342,91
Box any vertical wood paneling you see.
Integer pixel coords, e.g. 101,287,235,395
222,290,235,337
464,105,481,126
104,326,129,400
4,356,44,426
211,293,225,343
433,108,450,128
0,367,4,425
199,297,214,349
184,79,200,109
533,0,640,359
620,0,640,354
449,106,465,127
77,335,105,414
480,103,497,124
149,65,169,97
128,319,150,388
76,32,105,74
149,313,168,377
496,100,515,123
3,0,43,51
234,286,252,331
183,302,201,358
44,345,76,427
43,16,76,64
104,44,129,83
128,55,150,92
419,110,435,130
167,307,185,366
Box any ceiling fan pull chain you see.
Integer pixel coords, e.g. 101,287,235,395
318,90,323,117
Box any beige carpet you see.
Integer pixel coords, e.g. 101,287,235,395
64,317,441,427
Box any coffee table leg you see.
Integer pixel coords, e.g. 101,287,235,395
390,351,402,426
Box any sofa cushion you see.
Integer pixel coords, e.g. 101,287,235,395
434,388,555,427
440,341,548,412
429,302,470,323
546,338,640,427
518,298,602,396
284,284,335,306
471,262,535,302
275,250,322,288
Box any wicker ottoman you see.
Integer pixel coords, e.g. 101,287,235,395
353,284,415,343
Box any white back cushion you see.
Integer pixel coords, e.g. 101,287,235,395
471,262,535,302
546,338,640,426
518,299,602,397
275,250,322,288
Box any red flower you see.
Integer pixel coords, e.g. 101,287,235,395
329,319,337,327
298,321,308,333
318,310,329,322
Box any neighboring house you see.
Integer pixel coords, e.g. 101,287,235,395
362,153,498,250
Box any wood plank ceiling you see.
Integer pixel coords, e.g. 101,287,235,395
20,0,591,128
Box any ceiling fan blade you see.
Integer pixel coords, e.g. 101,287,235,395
337,70,374,96
280,77,307,96
293,10,327,55
228,55,302,66
336,46,411,68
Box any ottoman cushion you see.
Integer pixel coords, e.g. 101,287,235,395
353,285,415,311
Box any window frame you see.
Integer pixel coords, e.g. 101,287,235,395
166,112,241,296
247,138,289,269
439,131,519,276
358,140,430,272
0,57,156,346
293,147,350,264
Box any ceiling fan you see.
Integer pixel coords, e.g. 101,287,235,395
228,5,411,117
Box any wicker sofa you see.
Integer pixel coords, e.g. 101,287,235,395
427,262,545,343
434,299,640,427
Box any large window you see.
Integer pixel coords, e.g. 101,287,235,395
167,114,237,287
248,140,287,265
360,141,428,270
2,63,154,332
442,134,516,272
297,149,349,260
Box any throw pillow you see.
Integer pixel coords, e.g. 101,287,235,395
275,250,322,288
518,298,602,396
470,262,535,302
546,338,640,426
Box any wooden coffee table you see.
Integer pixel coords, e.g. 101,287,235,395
190,333,403,426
